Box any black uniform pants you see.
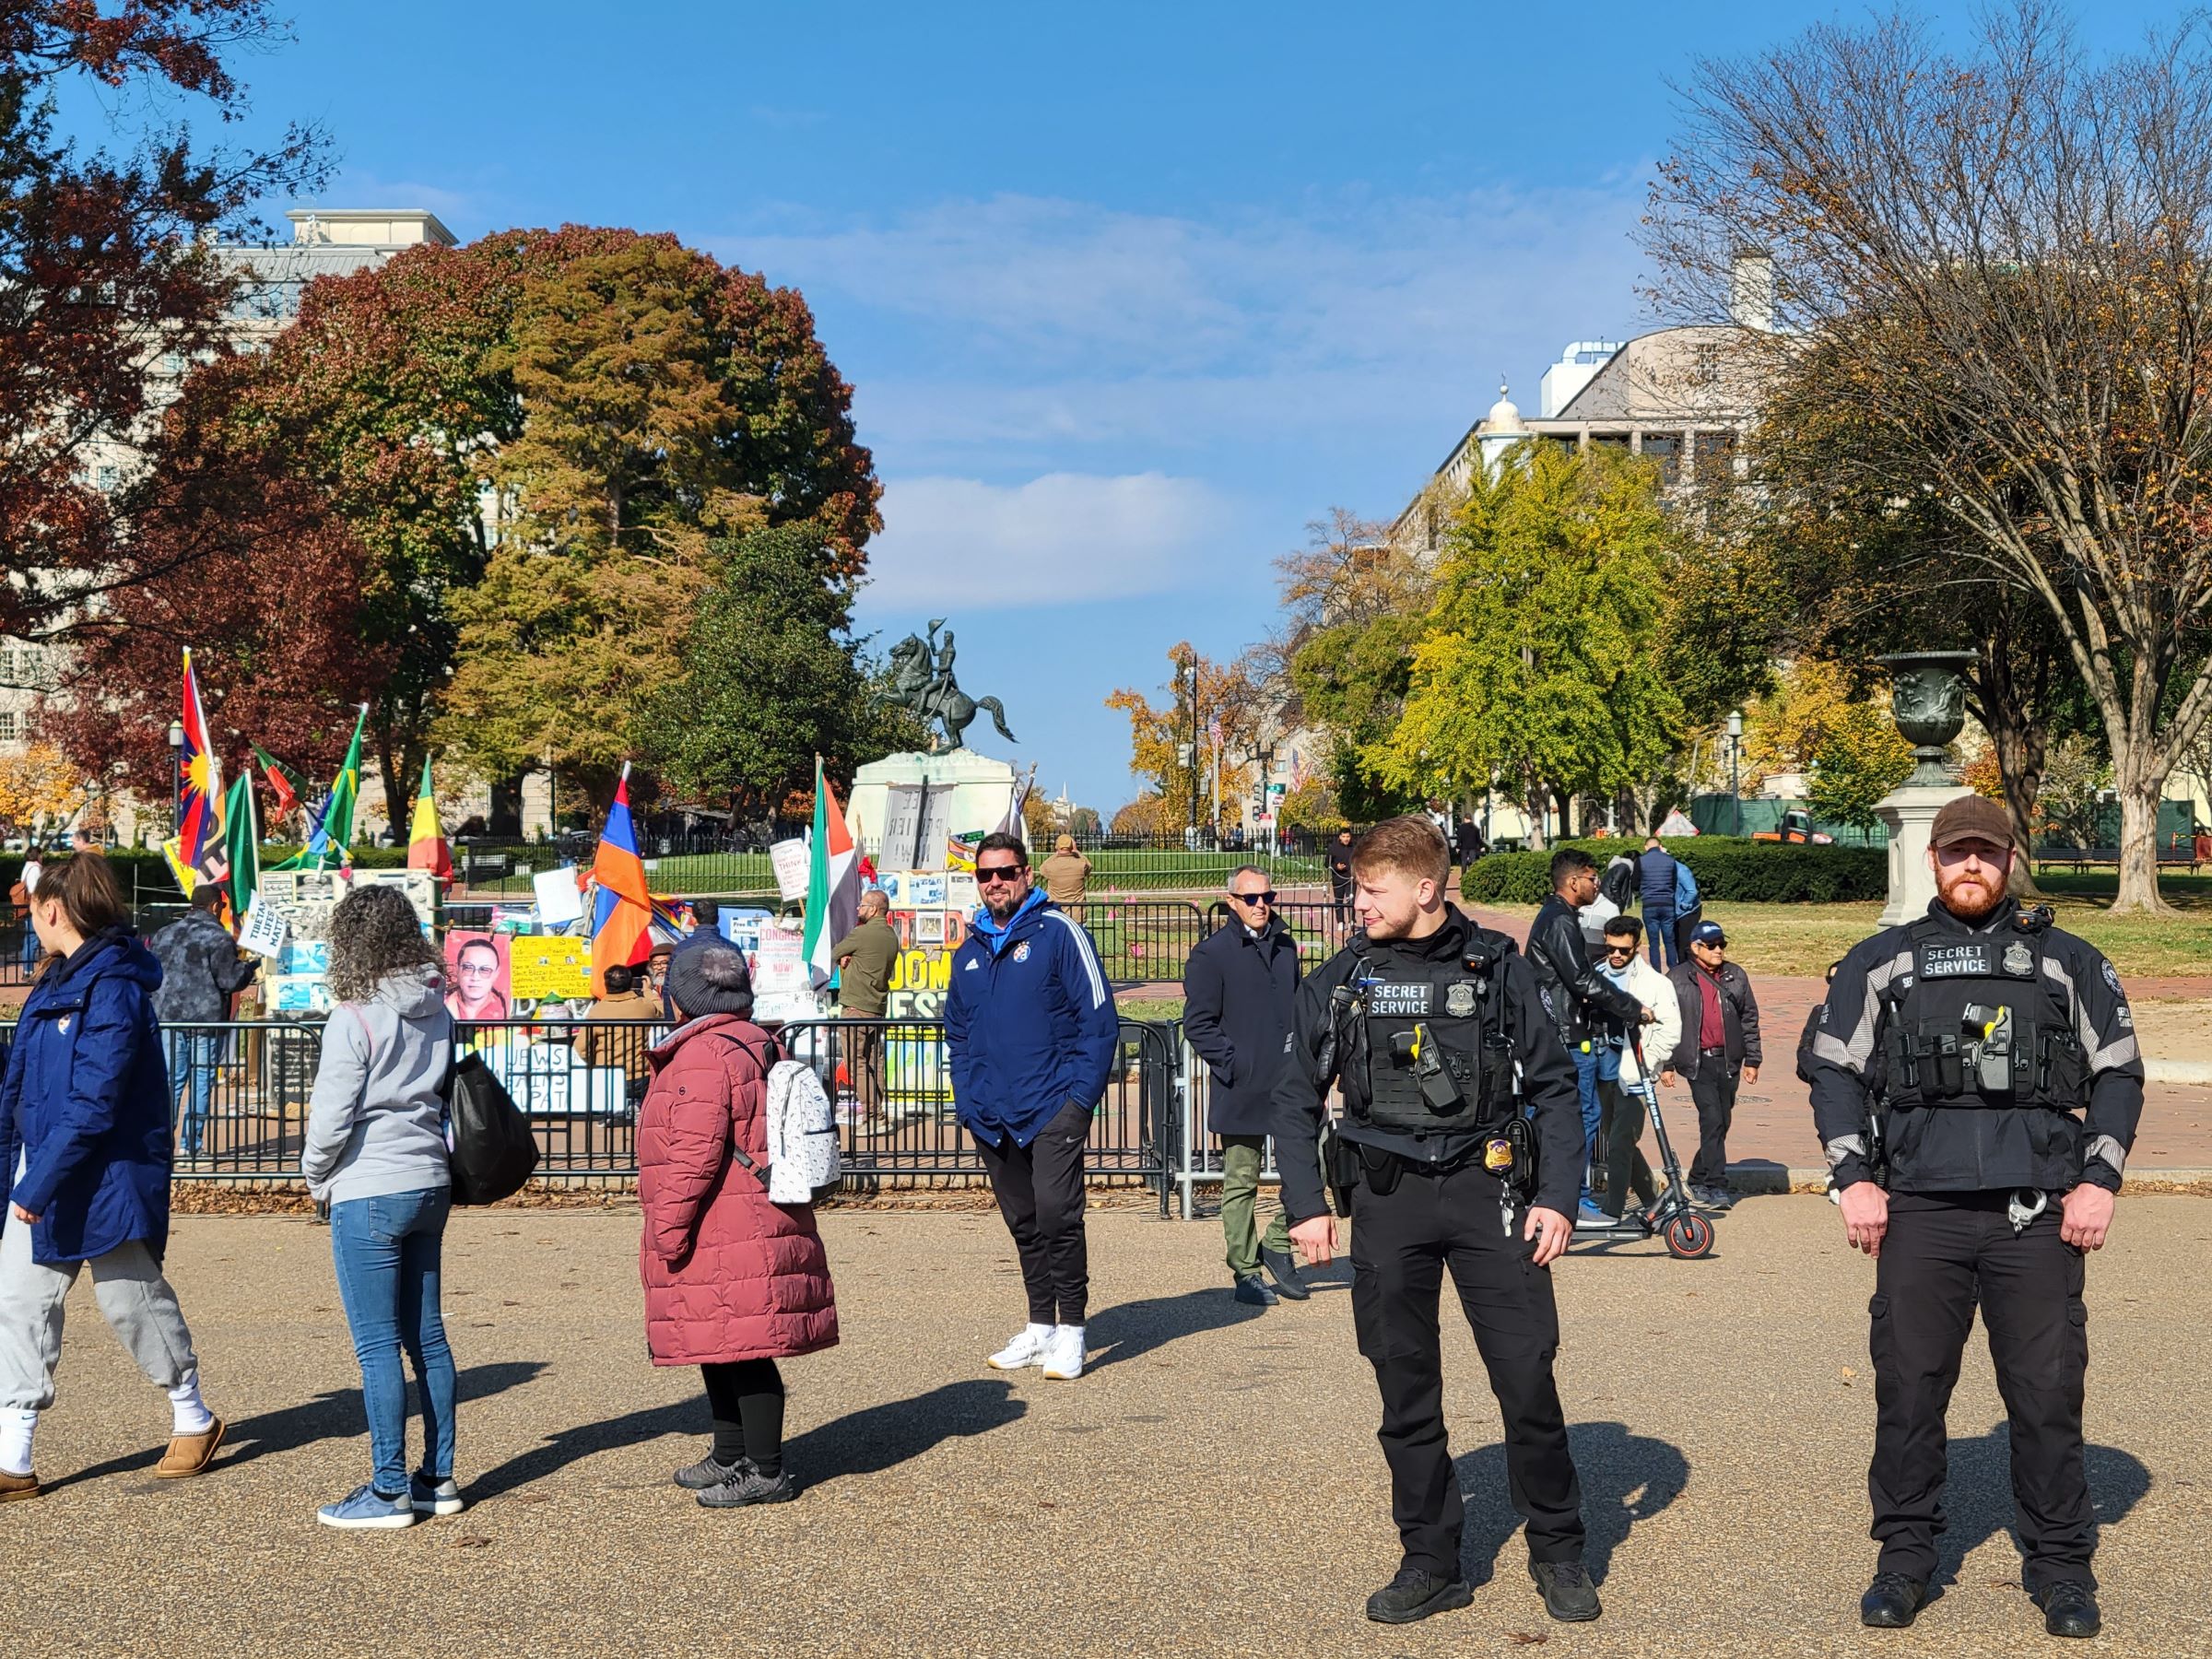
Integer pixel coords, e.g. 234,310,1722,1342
1687,1060,1737,1188
1868,1191,2094,1594
973,1103,1093,1326
1350,1159,1585,1577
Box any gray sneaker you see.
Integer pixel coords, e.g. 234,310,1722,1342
408,1474,465,1516
696,1465,796,1509
674,1453,747,1491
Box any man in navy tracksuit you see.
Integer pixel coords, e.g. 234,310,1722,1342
944,831,1119,1382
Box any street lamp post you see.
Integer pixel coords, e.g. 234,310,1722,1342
166,719,185,832
1183,654,1201,844
1241,735,1278,850
1725,710,1744,837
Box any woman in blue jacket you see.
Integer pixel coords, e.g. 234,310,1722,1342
0,853,225,1500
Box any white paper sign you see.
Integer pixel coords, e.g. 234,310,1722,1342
238,893,290,959
532,865,585,926
769,838,811,901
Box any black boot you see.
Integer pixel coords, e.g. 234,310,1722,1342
2035,1581,2100,1639
1859,1572,1927,1628
1364,1567,1473,1625
1529,1559,1602,1622
1260,1244,1311,1300
1231,1274,1277,1306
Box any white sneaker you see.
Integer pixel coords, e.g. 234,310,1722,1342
1041,1324,1086,1382
986,1324,1053,1371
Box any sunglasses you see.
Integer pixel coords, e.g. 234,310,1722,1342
975,865,1026,884
1604,943,1636,957
1232,890,1277,904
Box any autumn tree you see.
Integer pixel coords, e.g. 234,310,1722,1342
1647,3,2212,910
0,1,321,644
1106,645,1271,833
0,743,89,834
1382,442,1687,845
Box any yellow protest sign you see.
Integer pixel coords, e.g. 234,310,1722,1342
509,933,591,1001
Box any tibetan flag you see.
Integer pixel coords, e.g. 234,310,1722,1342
802,758,860,989
273,706,366,872
588,762,654,995
253,746,303,821
406,756,452,884
177,649,224,872
223,766,260,925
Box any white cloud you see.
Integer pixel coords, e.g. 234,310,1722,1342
860,472,1234,611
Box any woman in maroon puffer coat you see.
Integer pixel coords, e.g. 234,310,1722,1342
638,943,837,1508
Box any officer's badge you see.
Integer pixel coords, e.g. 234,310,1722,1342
2002,941,2033,976
1444,981,1477,1018
1012,941,1031,963
1483,1138,1514,1172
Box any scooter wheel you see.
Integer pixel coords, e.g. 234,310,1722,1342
1664,1213,1715,1260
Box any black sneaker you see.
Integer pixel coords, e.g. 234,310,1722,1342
1364,1567,1473,1625
1260,1243,1311,1300
697,1465,796,1509
673,1452,747,1490
1860,1572,1927,1628
1529,1559,1602,1622
1232,1274,1277,1307
2035,1580,2100,1639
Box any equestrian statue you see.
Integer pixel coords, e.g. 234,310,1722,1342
886,618,1018,752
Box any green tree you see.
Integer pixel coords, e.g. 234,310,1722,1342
637,526,924,818
1807,701,1915,837
1380,442,1686,844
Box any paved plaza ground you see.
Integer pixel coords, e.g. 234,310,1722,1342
4,1199,2208,1657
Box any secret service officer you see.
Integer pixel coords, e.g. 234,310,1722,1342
1805,794,2142,1641
1273,816,1600,1630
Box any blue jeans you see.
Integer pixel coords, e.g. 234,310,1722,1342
330,1186,457,1495
164,1030,221,1155
1572,1041,1602,1208
1644,903,1677,971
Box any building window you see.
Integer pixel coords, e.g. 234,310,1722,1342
95,465,119,492
1694,430,1736,479
1641,432,1683,487
0,712,18,741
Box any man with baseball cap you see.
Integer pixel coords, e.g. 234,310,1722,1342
1661,918,1762,1208
1803,794,2143,1640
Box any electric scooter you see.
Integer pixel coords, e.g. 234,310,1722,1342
1570,1030,1716,1260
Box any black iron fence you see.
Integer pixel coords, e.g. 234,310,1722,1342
1072,897,1353,983
125,1014,1176,1210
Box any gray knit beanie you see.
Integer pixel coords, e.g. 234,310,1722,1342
665,943,754,1020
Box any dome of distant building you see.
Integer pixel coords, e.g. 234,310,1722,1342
1481,382,1526,434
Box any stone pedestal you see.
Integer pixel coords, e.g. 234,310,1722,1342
848,749,1018,868
1875,782,1973,926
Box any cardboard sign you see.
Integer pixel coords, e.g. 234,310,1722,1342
770,838,811,900
510,932,591,1001
532,865,585,926
237,893,289,959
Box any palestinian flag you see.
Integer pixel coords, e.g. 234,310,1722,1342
802,758,860,990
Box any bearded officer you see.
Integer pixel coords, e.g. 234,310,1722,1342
1273,815,1599,1629
1806,794,2141,1640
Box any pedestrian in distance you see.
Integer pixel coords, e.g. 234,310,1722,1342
1637,835,1680,971
1524,847,1651,1226
1593,915,1681,1220
944,831,1118,1382
673,898,723,964
1327,826,1357,924
0,854,225,1501
1455,816,1486,869
1274,817,1603,1629
642,944,838,1509
301,884,463,1529
1806,795,2139,1640
148,884,259,1159
1182,865,1304,1307
8,851,38,970
1661,921,1761,1209
830,889,900,1124
1039,833,1094,920
574,961,657,1116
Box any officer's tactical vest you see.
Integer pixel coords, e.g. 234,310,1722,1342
1878,916,2086,1112
1348,939,1515,1135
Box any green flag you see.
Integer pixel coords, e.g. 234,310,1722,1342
270,705,367,871
223,766,260,922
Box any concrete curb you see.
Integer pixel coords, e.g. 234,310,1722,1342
2147,1059,2212,1085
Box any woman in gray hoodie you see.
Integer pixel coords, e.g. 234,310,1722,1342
300,885,459,1530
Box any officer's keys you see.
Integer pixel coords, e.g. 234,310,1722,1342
1961,1002,2015,1092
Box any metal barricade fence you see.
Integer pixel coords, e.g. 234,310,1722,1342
137,1014,1177,1208
1076,900,1208,983
1174,1030,1286,1222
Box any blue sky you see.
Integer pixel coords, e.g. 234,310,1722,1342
164,2,2180,812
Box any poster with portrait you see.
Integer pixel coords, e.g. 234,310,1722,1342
444,930,512,1022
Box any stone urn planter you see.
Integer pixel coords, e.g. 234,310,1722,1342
1877,651,1979,787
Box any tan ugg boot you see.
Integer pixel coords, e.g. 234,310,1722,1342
0,1467,40,1502
155,1418,226,1478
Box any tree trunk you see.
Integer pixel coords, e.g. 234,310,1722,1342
2110,748,2172,915
1522,764,1547,851
1989,718,2048,900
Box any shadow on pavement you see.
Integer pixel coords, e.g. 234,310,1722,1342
43,1360,547,1495
465,1376,1029,1502
1454,1419,1689,1587
1084,1287,1268,1371
1927,1424,2150,1592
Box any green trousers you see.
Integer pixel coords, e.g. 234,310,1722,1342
1220,1134,1293,1277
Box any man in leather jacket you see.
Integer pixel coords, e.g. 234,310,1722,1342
1524,849,1649,1220
1804,795,2141,1641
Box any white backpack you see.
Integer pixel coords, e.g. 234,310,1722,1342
763,1055,841,1205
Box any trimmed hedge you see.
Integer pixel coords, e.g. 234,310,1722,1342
1458,837,1888,907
